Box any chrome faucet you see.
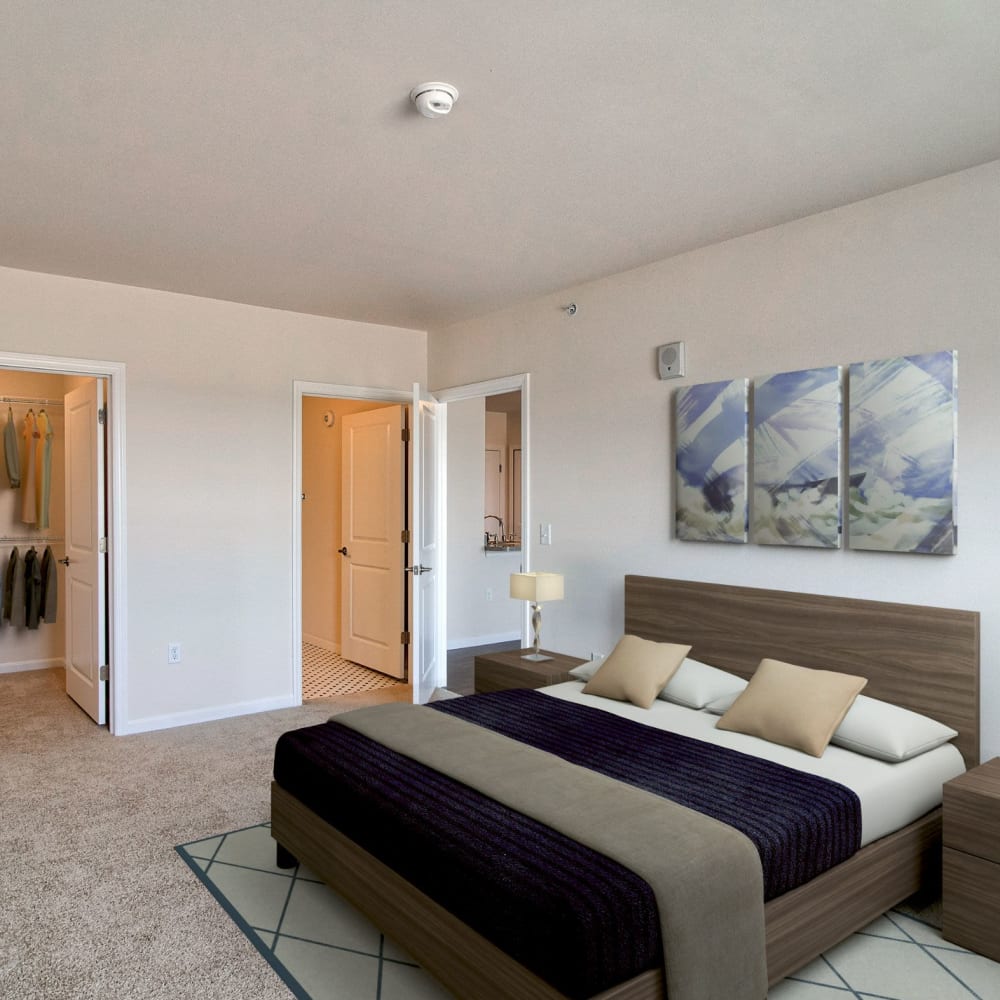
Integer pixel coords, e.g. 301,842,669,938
484,515,504,545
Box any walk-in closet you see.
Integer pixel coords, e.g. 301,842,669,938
0,370,101,712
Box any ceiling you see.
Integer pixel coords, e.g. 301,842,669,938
3,2,998,331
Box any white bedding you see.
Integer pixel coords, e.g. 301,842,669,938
539,680,966,846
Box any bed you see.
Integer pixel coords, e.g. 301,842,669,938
271,576,980,999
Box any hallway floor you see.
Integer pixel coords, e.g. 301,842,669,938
302,644,405,700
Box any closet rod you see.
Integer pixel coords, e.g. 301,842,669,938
1,395,64,408
0,535,64,543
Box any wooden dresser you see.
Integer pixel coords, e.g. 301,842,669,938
942,756,1000,961
474,648,587,693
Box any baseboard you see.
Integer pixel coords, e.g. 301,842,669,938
0,657,65,675
303,634,340,654
119,694,299,735
447,631,520,651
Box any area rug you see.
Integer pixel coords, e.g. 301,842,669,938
178,825,986,1000
175,823,451,1000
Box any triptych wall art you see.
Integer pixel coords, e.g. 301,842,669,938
675,379,749,543
674,350,957,555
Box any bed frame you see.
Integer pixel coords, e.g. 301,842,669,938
271,576,980,999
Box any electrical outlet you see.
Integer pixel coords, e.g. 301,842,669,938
540,523,552,545
485,588,493,602
167,643,182,664
591,651,605,662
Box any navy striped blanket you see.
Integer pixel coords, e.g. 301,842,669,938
274,689,860,998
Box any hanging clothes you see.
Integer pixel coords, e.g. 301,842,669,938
24,547,42,630
20,410,38,524
1,547,16,625
36,409,54,529
8,547,24,627
40,546,57,624
4,406,20,489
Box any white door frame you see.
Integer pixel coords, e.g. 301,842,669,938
293,381,411,704
0,352,127,734
434,373,531,647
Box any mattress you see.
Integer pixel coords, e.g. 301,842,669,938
539,680,967,845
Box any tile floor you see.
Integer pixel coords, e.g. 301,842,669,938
302,644,405,700
177,823,1000,1000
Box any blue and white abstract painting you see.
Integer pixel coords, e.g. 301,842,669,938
753,366,842,548
676,378,749,543
848,351,957,554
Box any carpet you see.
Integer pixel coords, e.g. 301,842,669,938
176,823,452,1000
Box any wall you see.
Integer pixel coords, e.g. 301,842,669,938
301,396,396,651
429,162,1000,760
0,266,426,732
0,370,83,672
446,397,521,648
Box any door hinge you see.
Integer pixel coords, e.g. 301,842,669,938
401,528,411,543
99,664,109,681
98,405,107,426
99,537,108,553
401,427,411,443
401,631,411,645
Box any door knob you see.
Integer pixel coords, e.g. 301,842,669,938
59,557,71,566
406,564,432,575
337,547,349,556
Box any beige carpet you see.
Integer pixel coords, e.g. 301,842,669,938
0,667,405,1000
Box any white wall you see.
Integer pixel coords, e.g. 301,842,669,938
446,397,521,647
0,266,426,732
429,162,1000,761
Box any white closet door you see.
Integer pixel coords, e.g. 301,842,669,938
63,380,106,724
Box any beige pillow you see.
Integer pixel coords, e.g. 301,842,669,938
715,658,867,757
582,635,691,709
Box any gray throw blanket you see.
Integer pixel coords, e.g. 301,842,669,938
335,702,767,1000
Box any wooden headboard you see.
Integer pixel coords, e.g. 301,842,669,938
624,576,981,768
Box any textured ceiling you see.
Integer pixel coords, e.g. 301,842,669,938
3,2,998,330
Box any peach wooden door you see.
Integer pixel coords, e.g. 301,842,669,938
339,405,405,678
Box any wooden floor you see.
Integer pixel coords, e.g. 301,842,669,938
446,640,519,695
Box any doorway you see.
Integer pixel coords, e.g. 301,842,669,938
300,394,409,701
0,352,126,733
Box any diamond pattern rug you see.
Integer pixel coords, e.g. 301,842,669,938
178,823,1000,999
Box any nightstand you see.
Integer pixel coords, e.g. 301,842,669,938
942,757,1000,961
474,648,588,693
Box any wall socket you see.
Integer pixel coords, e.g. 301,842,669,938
167,642,182,664
485,588,493,602
539,523,552,545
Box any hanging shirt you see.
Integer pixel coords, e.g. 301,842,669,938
21,410,37,524
8,548,24,627
4,406,20,489
40,546,58,624
1,547,16,624
36,410,54,529
24,547,42,630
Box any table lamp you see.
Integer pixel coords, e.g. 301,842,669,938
509,572,564,661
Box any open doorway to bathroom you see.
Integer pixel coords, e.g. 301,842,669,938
300,395,411,704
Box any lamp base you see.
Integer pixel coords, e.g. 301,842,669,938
520,652,553,662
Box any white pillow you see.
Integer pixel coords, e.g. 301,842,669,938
705,689,957,762
657,658,748,710
830,695,958,762
705,689,742,714
569,659,601,681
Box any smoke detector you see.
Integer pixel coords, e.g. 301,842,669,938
409,82,459,119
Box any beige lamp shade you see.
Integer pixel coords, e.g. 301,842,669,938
510,572,564,603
